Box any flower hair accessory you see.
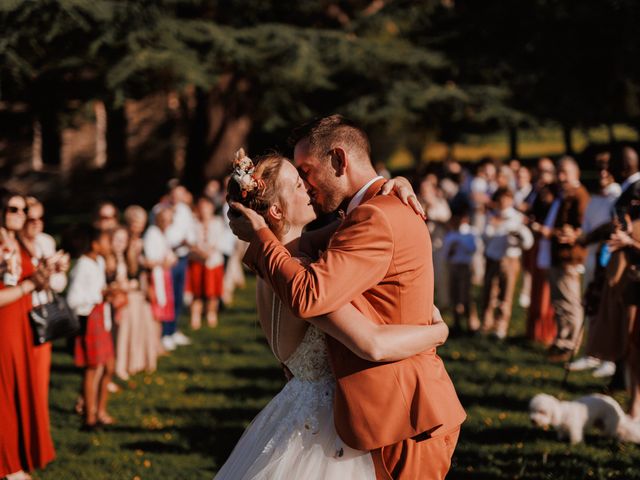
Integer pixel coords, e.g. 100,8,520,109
232,148,264,198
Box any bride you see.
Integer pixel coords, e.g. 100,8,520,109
215,151,448,479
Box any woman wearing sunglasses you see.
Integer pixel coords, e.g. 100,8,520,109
0,191,55,480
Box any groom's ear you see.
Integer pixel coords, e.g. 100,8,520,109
331,147,348,176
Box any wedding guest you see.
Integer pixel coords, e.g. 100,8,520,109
18,197,69,451
581,170,621,289
67,225,116,429
514,166,533,213
420,174,452,308
480,188,533,339
514,166,534,307
123,206,162,369
188,197,225,329
108,226,135,380
577,147,640,380
163,183,196,347
440,209,478,333
470,158,497,285
496,165,515,191
144,206,178,351
204,178,224,210
93,201,119,232
567,170,621,375
0,192,55,480
608,216,640,418
526,158,558,345
543,157,590,362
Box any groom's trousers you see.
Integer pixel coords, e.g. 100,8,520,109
371,425,460,480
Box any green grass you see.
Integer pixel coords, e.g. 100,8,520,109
36,276,640,479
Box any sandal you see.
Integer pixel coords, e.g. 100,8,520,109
74,396,85,416
97,413,116,426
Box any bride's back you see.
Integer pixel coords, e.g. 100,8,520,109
256,277,309,363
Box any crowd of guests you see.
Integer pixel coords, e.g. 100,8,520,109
413,146,640,420
4,145,640,478
0,179,245,479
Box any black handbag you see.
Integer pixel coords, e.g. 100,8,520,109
29,291,81,345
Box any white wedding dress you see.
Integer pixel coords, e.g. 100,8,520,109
214,325,376,479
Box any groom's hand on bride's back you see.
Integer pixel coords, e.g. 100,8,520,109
380,176,426,219
228,202,268,242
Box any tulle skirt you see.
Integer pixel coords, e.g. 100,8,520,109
214,377,375,480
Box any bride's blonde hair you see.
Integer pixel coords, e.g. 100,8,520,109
227,152,289,235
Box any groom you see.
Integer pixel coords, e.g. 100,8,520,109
230,115,466,479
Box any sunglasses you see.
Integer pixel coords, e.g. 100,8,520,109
6,206,28,214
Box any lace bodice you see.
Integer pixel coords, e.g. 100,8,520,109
283,325,333,382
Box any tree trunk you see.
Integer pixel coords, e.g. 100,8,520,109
94,101,107,168
607,124,616,144
183,75,254,192
508,125,518,159
183,87,209,193
562,124,574,156
39,106,61,166
204,114,252,179
31,120,43,171
106,103,127,168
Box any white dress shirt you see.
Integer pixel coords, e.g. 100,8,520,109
165,202,197,257
144,225,173,307
346,176,384,215
620,172,640,194
193,216,225,268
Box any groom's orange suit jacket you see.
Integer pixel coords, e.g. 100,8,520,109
244,179,466,451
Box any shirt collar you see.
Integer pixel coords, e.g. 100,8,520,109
621,172,640,193
346,176,384,215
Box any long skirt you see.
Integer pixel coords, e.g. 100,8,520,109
115,290,161,378
0,279,55,476
526,263,556,345
585,251,633,362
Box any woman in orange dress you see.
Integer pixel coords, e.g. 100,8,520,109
526,183,557,345
0,192,55,480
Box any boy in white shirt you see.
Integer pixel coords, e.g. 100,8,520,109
481,187,534,339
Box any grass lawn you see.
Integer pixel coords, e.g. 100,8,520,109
36,275,640,479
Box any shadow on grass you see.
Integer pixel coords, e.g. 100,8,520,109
228,365,284,380
185,384,282,397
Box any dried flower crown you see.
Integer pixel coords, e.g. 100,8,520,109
231,148,265,198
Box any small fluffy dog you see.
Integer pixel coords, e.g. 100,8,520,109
529,393,640,444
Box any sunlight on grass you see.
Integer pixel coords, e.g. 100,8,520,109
38,275,640,479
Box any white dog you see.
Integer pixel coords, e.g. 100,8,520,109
529,393,640,444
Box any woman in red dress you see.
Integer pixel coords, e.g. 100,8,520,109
0,192,55,480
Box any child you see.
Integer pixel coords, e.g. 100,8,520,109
188,197,225,329
144,206,177,351
67,225,116,430
441,209,478,333
481,187,534,339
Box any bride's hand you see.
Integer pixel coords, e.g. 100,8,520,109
380,176,426,219
228,202,269,242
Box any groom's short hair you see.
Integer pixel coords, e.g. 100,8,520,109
289,114,371,161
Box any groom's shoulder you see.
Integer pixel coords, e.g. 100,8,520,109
367,192,416,216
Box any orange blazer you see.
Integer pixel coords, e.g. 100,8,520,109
244,179,466,450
